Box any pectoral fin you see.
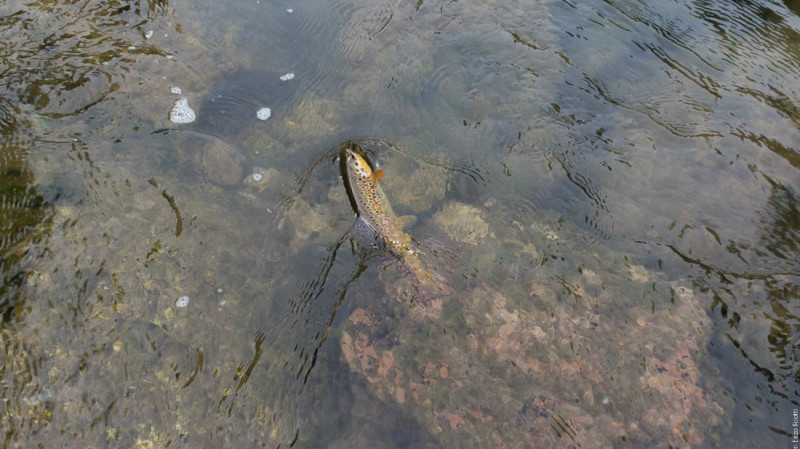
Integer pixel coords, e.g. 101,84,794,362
350,217,382,248
372,169,384,186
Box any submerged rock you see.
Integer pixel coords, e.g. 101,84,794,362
196,138,248,187
285,198,340,242
382,163,447,213
339,285,593,448
432,201,488,245
279,94,338,144
244,166,279,192
339,249,729,449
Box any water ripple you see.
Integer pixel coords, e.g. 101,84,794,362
0,0,169,118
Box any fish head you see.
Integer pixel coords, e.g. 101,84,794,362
344,147,373,181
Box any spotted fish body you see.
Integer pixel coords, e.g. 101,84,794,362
341,147,417,258
340,145,453,300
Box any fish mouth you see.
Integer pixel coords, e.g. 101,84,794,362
342,145,375,180
344,148,359,169
342,147,360,175
340,144,377,170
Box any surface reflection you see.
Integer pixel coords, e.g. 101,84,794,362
0,97,53,447
0,100,49,317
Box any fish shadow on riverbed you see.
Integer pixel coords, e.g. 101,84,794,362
189,68,298,138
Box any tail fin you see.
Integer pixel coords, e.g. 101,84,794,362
404,256,454,302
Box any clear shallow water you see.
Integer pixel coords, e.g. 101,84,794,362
1,0,798,447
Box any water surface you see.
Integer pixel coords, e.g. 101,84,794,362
1,0,798,447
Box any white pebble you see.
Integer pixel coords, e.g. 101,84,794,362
252,173,263,182
287,8,293,13
144,30,154,39
170,86,182,95
176,296,190,308
256,107,271,120
170,97,196,124
280,72,295,81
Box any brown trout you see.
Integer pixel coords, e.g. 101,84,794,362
340,145,451,298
